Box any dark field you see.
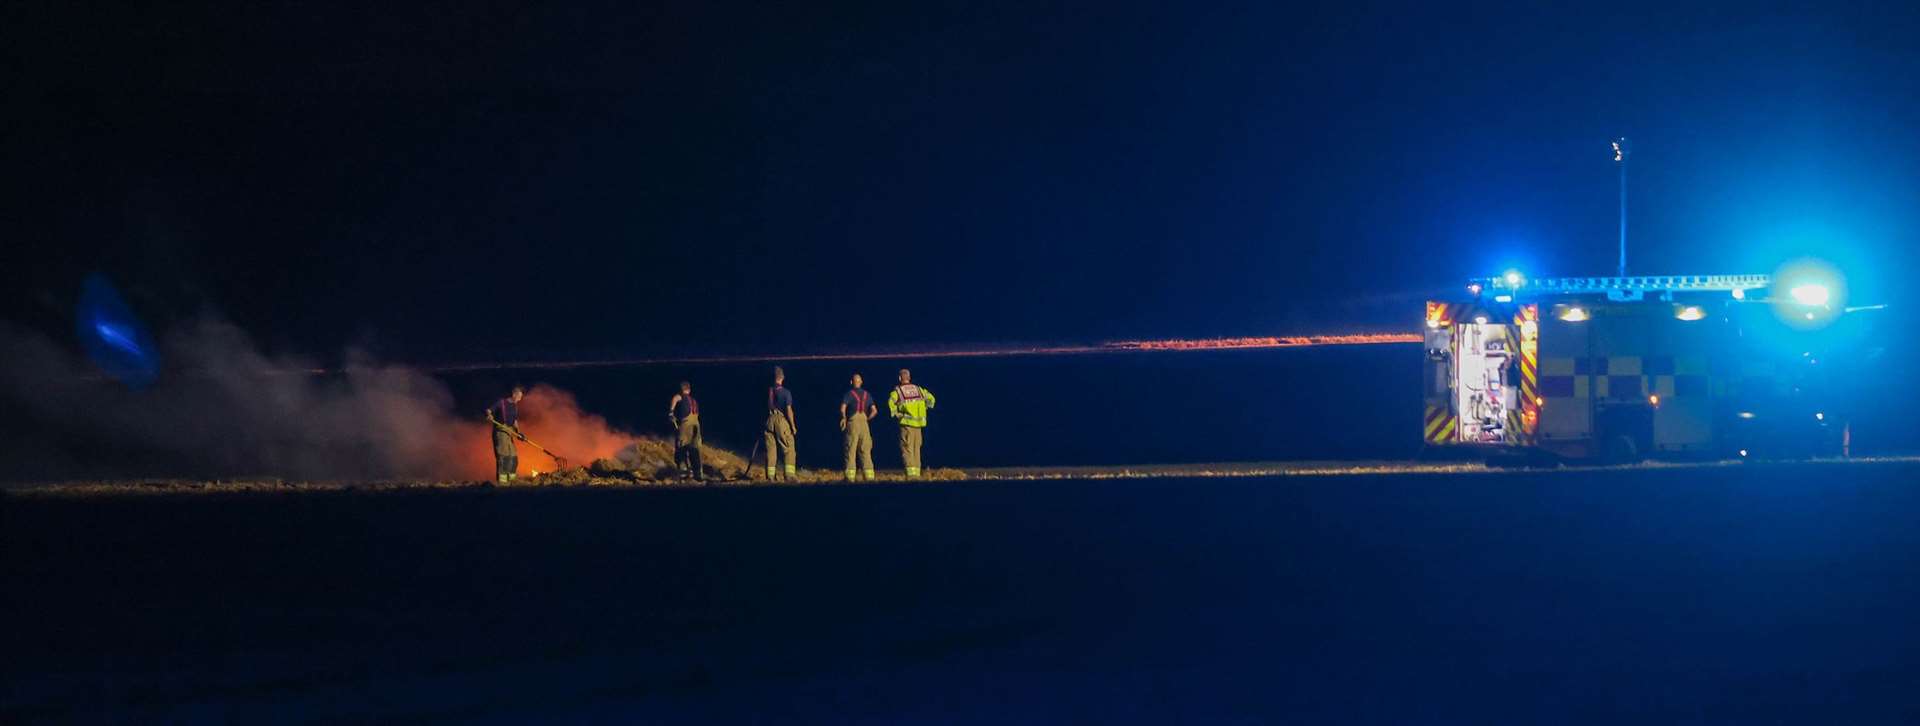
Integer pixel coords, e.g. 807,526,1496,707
7,460,1920,723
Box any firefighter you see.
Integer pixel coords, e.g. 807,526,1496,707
840,372,878,481
667,380,704,482
888,368,936,478
764,366,797,480
484,385,527,483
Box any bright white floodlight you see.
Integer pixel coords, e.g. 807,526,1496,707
1789,284,1831,306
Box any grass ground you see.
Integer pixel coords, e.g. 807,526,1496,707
10,456,1912,497
9,459,1920,721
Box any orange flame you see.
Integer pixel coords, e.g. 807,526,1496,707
408,333,1428,480
454,384,641,479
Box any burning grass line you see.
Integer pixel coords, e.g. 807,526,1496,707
336,331,1425,375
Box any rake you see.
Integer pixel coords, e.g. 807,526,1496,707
491,416,571,469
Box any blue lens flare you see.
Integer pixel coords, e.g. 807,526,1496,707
94,321,144,355
1771,258,1846,330
76,274,159,388
1788,284,1830,306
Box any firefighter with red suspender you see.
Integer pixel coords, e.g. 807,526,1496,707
667,380,704,482
764,366,798,480
484,385,527,483
839,373,878,481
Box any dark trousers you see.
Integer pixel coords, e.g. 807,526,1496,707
492,430,518,479
675,414,703,476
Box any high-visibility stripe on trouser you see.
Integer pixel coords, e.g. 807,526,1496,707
844,416,874,482
494,430,518,479
900,426,924,476
675,415,703,475
764,412,796,477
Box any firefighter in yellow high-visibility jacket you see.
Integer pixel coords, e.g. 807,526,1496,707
887,368,936,478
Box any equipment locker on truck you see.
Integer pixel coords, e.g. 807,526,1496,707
1423,272,1864,463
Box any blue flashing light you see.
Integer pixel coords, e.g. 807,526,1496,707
94,322,145,356
1770,258,1847,331
76,273,159,389
1789,284,1831,306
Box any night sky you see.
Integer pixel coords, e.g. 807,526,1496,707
9,1,1919,363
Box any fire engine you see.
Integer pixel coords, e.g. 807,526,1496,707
1422,272,1863,463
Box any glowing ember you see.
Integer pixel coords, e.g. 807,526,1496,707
455,384,641,480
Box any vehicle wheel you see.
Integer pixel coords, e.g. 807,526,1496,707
1602,434,1640,464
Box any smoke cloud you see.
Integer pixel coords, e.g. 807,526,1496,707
0,317,637,482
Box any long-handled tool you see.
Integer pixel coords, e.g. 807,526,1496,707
744,436,762,481
490,414,571,469
515,435,570,470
